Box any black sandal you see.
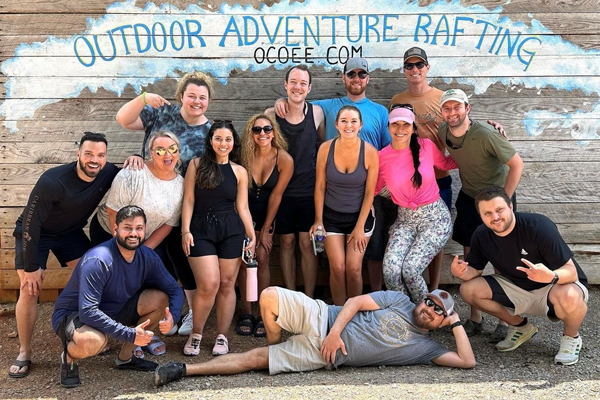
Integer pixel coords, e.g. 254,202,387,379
235,314,255,336
253,316,266,338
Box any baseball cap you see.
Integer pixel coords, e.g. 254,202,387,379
403,47,428,63
388,107,415,125
426,289,455,316
440,89,469,107
344,57,369,74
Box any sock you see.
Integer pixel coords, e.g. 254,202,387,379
515,317,528,327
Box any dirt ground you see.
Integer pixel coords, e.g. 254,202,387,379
1,286,599,400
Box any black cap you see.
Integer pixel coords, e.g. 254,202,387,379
403,47,428,63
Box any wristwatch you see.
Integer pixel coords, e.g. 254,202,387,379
450,321,463,330
550,272,559,284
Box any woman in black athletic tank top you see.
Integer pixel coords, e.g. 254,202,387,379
236,114,294,337
180,121,256,356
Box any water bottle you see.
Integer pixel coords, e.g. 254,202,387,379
242,238,258,302
312,225,325,255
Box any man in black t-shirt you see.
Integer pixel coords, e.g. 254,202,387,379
9,132,119,379
451,186,588,366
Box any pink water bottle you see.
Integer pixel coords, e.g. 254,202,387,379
243,238,258,302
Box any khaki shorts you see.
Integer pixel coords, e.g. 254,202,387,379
268,287,330,375
491,275,589,321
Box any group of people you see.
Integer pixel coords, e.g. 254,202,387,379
8,47,589,389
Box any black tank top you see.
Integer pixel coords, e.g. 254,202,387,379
249,149,280,212
276,102,318,197
193,162,237,215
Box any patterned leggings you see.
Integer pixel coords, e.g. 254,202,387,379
383,198,452,303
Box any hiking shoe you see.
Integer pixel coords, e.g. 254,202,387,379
496,320,538,352
183,333,202,356
155,362,187,387
554,335,582,365
178,310,193,336
488,324,508,344
463,319,483,337
212,334,229,356
60,351,81,388
115,355,158,371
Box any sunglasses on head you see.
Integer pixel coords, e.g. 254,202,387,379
251,125,274,135
389,103,415,113
404,61,427,70
423,297,446,316
346,70,369,79
153,144,179,156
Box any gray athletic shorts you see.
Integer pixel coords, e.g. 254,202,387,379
268,287,330,375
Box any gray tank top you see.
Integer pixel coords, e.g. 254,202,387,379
325,138,367,213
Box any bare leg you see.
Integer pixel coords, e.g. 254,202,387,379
215,258,241,335
278,234,297,291
11,270,39,375
259,287,282,345
119,289,169,360
66,326,108,362
549,283,587,337
188,255,220,335
325,235,348,306
367,260,383,292
298,232,317,298
185,347,269,376
463,247,483,322
345,236,368,299
460,277,523,325
427,250,444,291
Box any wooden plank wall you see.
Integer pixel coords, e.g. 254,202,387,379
1,0,599,302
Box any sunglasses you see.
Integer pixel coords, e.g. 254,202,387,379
423,298,446,316
153,144,179,156
445,130,467,150
346,70,369,79
389,103,415,113
251,125,274,134
404,61,427,70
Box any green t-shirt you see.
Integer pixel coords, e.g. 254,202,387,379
437,120,516,198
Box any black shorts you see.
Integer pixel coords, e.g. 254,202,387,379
323,205,375,236
364,195,398,261
14,227,91,271
453,190,517,247
189,212,245,259
275,196,315,234
249,203,276,233
55,290,142,344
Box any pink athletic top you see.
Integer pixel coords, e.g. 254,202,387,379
376,138,457,210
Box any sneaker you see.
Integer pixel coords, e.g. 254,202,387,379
115,355,158,371
178,310,193,336
463,319,483,337
165,323,178,336
155,362,187,387
183,333,202,356
495,320,538,352
60,351,81,388
488,324,508,344
212,334,229,356
554,335,582,365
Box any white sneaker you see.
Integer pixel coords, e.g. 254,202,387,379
212,334,229,356
165,323,178,336
178,310,193,336
554,335,582,365
495,320,538,352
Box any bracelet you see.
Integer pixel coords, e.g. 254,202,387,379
141,91,148,105
181,231,190,236
450,321,463,330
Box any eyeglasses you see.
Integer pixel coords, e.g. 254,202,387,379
404,61,427,70
346,70,369,79
251,125,274,135
445,129,468,150
389,103,415,113
153,144,179,156
423,298,446,316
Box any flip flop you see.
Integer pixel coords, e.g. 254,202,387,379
133,346,144,359
143,336,166,356
8,359,32,378
253,316,266,338
235,314,255,336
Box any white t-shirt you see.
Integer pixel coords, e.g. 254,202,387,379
97,165,184,238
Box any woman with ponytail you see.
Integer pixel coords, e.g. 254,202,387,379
376,104,457,303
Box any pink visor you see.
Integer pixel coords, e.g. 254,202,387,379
389,107,415,124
